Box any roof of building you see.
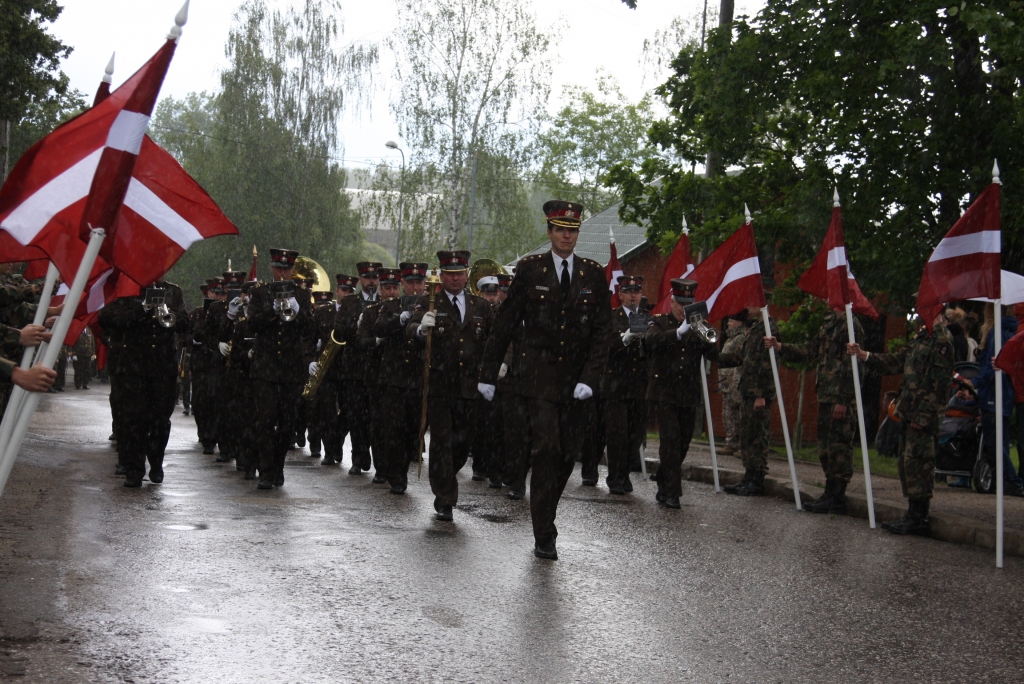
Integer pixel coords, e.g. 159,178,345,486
512,201,650,268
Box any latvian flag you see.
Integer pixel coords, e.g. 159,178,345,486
690,220,765,321
653,222,696,315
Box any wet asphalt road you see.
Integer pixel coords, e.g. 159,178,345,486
1,383,1023,683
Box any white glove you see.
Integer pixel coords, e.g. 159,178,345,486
375,337,385,346
287,297,299,313
357,313,364,326
498,363,508,379
247,349,254,359
573,383,593,401
218,342,230,357
316,339,322,351
72,355,78,361
308,361,318,376
400,310,412,325
477,382,496,402
227,297,243,318
622,330,638,346
417,311,437,336
676,320,692,339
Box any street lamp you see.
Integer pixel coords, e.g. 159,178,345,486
385,140,405,266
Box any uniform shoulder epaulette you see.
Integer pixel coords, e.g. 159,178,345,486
520,254,543,263
578,257,601,269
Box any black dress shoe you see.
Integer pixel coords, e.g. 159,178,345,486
309,451,321,459
488,479,503,489
273,474,285,487
322,457,337,465
215,454,232,463
123,477,143,488
655,489,667,504
108,433,117,441
202,445,214,455
296,434,306,448
622,479,633,493
472,471,486,482
244,469,256,481
182,409,190,416
390,485,406,495
114,463,126,476
257,479,274,490
581,477,598,486
534,541,558,560
235,463,245,471
661,496,681,509
608,485,626,495
435,505,453,521
507,489,524,500
348,465,362,475
372,474,387,484
148,468,164,484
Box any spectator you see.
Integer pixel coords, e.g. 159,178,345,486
964,311,981,362
944,307,970,363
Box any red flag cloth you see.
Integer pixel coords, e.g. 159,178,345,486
994,330,1024,394
797,205,879,319
917,183,1002,329
248,246,258,281
654,229,695,315
690,222,765,322
62,267,140,346
606,239,623,309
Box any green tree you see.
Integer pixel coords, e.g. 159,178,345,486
608,0,1024,313
534,75,656,217
6,75,85,165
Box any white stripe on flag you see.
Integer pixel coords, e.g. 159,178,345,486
682,263,695,278
930,230,1001,262
706,256,761,317
826,246,847,269
106,111,150,155
0,149,103,244
609,269,623,293
87,268,114,314
124,179,204,249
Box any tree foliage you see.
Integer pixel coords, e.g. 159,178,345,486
0,0,73,122
6,75,85,165
608,0,1024,314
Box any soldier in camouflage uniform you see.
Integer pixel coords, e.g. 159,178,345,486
848,312,954,535
765,309,864,514
0,324,56,394
717,303,779,496
718,314,746,454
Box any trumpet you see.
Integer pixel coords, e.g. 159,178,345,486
270,281,297,322
143,288,177,328
683,300,718,344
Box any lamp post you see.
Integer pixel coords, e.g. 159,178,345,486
385,140,405,266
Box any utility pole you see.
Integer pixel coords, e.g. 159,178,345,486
705,0,734,179
465,150,479,251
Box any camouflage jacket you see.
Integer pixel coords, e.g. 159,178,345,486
717,325,745,382
718,316,779,401
778,312,864,406
0,325,21,380
865,322,955,430
0,273,37,328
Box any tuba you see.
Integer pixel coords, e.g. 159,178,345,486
292,256,331,293
468,258,508,296
683,300,718,344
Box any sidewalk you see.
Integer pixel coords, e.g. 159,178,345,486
644,439,1024,557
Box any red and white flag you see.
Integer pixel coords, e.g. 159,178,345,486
797,199,879,319
62,268,141,346
654,221,695,314
247,245,259,281
917,174,1001,329
690,220,765,322
606,230,623,309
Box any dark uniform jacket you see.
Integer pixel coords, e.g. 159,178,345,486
246,282,316,384
602,306,650,401
645,312,719,407
196,301,228,375
357,300,384,388
480,251,613,403
718,316,780,401
777,311,863,406
335,291,379,382
372,297,423,390
865,322,955,430
408,289,493,399
98,282,190,377
188,304,211,376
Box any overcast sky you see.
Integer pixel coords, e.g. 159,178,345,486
52,0,760,168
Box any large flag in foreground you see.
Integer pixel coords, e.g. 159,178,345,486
654,220,696,315
690,220,765,321
917,169,1002,328
798,197,879,318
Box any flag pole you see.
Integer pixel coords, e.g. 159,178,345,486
0,229,105,498
700,355,721,492
994,298,1004,568
846,303,876,528
761,306,802,510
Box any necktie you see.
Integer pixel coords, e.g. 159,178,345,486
451,294,462,323
560,259,570,299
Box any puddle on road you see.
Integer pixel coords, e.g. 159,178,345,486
161,523,209,531
159,586,191,593
185,616,230,634
160,491,197,498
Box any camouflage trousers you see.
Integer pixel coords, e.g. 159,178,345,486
897,422,937,500
740,397,772,473
722,389,743,450
816,402,857,483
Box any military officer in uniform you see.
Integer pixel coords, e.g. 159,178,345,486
221,281,258,477
98,281,190,487
496,274,512,304
717,296,779,496
358,268,402,483
765,308,864,514
336,262,381,474
72,328,95,389
479,200,613,560
248,248,316,489
848,311,954,535
600,274,650,495
645,279,718,507
306,289,335,459
372,262,427,493
471,274,502,482
192,277,226,454
717,313,746,455
408,251,493,521
310,274,357,466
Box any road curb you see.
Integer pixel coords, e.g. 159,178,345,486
674,463,1024,558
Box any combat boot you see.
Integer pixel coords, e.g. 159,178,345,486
881,498,930,536
830,480,848,514
724,469,755,494
805,479,836,513
735,470,765,496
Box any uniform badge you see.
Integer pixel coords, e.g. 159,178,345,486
535,285,549,291
580,288,592,295
581,314,589,324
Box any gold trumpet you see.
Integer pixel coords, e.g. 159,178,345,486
303,330,345,400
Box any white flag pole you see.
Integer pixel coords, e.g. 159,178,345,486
761,306,802,510
846,303,876,528
994,299,1004,568
700,355,721,492
0,229,105,498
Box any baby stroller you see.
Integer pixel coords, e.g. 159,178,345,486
934,362,994,493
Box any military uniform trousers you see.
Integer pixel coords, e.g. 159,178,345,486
897,422,938,501
604,397,647,489
427,396,478,507
740,397,772,473
721,376,742,451
816,402,857,484
340,381,372,469
382,387,421,489
580,399,605,483
54,353,67,390
179,369,191,413
109,374,126,447
653,403,697,499
191,370,220,449
523,398,590,545
471,395,505,482
219,370,254,467
253,379,303,480
73,357,92,388
367,383,387,474
112,374,177,480
306,380,337,457
502,392,532,491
